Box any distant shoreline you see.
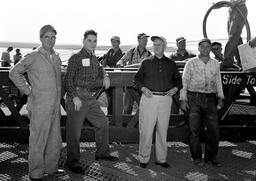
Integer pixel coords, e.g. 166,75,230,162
0,38,231,51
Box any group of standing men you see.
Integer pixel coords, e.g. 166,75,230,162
8,23,225,181
6,0,251,179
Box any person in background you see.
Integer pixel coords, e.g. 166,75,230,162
170,37,196,61
169,37,196,114
211,42,224,62
1,46,13,67
101,36,124,68
9,25,65,181
180,38,224,168
134,35,182,169
214,0,247,69
212,41,241,70
13,48,22,65
101,36,124,114
64,29,118,175
116,33,151,114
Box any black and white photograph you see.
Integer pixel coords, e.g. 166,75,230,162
0,0,256,180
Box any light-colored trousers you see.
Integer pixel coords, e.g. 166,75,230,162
138,94,172,163
28,94,62,179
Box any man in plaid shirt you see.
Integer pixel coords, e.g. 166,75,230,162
180,38,224,167
64,30,118,175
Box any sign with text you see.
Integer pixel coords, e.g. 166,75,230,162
221,72,256,86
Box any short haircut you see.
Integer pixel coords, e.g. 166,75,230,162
40,25,57,38
84,30,97,39
211,42,222,47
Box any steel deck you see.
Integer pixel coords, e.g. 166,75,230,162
0,141,255,181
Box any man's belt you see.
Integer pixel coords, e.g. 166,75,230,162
151,91,168,96
76,87,95,97
188,91,215,97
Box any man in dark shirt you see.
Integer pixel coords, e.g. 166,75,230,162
101,36,124,68
134,36,182,169
64,30,118,175
101,36,124,114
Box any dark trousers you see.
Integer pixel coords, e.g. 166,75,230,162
171,93,180,114
223,5,247,68
124,87,140,114
65,94,110,166
187,92,219,161
105,87,113,115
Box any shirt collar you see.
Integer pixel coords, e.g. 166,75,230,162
81,48,94,56
154,54,166,60
136,46,148,54
198,55,214,64
39,46,55,56
176,50,188,56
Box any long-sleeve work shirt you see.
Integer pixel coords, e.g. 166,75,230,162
64,48,107,99
180,56,224,101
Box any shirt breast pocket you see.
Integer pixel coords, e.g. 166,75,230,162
36,65,55,90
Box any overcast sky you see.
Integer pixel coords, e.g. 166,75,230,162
1,0,255,46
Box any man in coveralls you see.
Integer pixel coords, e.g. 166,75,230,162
9,25,65,181
64,29,118,175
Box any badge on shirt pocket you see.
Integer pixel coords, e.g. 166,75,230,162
82,58,90,67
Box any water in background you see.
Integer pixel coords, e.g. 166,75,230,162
0,38,229,66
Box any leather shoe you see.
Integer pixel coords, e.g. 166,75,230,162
205,158,221,167
48,169,66,176
66,165,85,174
155,162,170,168
29,177,43,181
193,159,204,167
95,155,118,161
139,163,148,168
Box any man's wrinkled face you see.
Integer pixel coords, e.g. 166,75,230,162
153,39,166,56
40,31,56,51
83,34,97,51
198,42,211,57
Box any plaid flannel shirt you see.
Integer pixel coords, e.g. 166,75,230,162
180,56,224,101
64,48,106,99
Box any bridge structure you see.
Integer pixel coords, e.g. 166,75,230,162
0,65,255,143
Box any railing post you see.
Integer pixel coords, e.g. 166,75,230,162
112,87,123,127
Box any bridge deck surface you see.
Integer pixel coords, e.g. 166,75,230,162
0,141,255,181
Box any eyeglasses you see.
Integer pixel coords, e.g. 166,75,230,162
43,35,56,40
